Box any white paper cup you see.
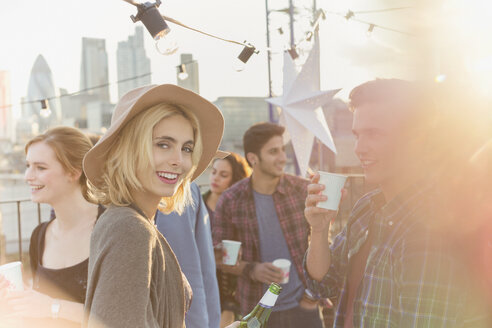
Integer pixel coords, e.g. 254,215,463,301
222,240,241,265
0,261,23,291
317,171,347,211
272,258,291,284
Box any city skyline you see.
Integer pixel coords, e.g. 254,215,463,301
117,26,151,99
0,0,426,118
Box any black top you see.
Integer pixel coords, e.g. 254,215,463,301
29,205,105,303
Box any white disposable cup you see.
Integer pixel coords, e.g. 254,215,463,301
317,171,347,211
272,258,291,284
222,240,241,265
0,261,23,291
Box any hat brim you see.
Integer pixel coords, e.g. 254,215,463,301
83,84,224,189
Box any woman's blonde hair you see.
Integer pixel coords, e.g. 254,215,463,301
96,103,203,215
25,126,96,203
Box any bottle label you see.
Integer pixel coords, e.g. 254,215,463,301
247,317,261,328
258,291,278,308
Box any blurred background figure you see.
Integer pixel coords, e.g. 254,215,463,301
203,152,250,327
1,126,102,327
155,181,221,328
203,152,251,223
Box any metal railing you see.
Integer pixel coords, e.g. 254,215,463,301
0,199,43,262
0,174,369,263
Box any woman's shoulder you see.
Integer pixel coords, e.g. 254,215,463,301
93,206,156,241
30,220,51,243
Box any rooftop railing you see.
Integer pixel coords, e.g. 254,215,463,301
0,174,369,265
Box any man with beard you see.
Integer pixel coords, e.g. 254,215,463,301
212,122,324,328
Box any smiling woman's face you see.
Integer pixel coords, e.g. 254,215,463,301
24,141,77,205
135,114,195,203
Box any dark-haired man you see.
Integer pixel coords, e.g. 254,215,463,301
304,79,491,327
213,122,323,328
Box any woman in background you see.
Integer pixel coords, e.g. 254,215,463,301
203,152,250,328
203,152,250,223
1,126,102,327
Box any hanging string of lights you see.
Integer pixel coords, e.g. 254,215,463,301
277,6,414,60
2,3,414,111
353,6,413,14
325,9,415,36
0,72,152,110
124,0,259,66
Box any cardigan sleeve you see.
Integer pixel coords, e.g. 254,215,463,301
84,211,157,328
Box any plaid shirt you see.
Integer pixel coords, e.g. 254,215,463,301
305,183,491,328
212,174,310,315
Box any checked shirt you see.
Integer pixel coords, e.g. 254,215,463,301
304,183,491,327
212,174,310,315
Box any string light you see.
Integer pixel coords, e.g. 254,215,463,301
123,1,262,67
234,43,258,72
353,7,413,14
0,72,153,110
288,47,299,60
366,24,375,37
324,9,414,36
40,99,48,109
177,64,189,80
39,99,51,118
128,0,178,55
435,74,447,83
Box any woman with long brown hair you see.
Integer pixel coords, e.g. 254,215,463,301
1,126,102,327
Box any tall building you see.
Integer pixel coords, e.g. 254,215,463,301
0,71,13,140
117,27,151,98
213,97,269,153
80,37,110,102
177,54,199,94
24,55,61,134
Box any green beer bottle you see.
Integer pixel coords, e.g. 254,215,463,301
239,283,282,328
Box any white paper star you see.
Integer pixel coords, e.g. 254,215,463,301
266,36,340,176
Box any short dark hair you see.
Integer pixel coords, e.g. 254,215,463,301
243,122,285,166
349,78,434,114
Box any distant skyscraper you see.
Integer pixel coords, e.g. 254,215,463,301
177,53,199,94
80,37,110,102
0,71,13,140
213,96,269,153
25,55,61,133
117,26,151,98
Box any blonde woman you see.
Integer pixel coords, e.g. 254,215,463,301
1,127,102,327
82,84,225,328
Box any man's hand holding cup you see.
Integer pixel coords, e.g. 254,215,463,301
305,172,347,234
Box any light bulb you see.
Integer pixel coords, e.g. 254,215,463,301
233,58,246,72
366,24,375,38
178,71,189,80
155,29,178,55
233,44,257,72
435,74,447,83
40,108,52,118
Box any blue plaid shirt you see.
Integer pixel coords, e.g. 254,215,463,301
304,183,491,327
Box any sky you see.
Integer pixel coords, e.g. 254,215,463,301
1,0,491,116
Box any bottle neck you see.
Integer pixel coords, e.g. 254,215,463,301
258,290,279,309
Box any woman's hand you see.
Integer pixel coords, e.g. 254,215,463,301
6,289,52,318
304,172,345,234
225,321,240,328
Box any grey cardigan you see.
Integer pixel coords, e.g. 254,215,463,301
84,205,191,328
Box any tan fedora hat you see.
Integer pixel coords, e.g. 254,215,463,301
83,84,224,189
